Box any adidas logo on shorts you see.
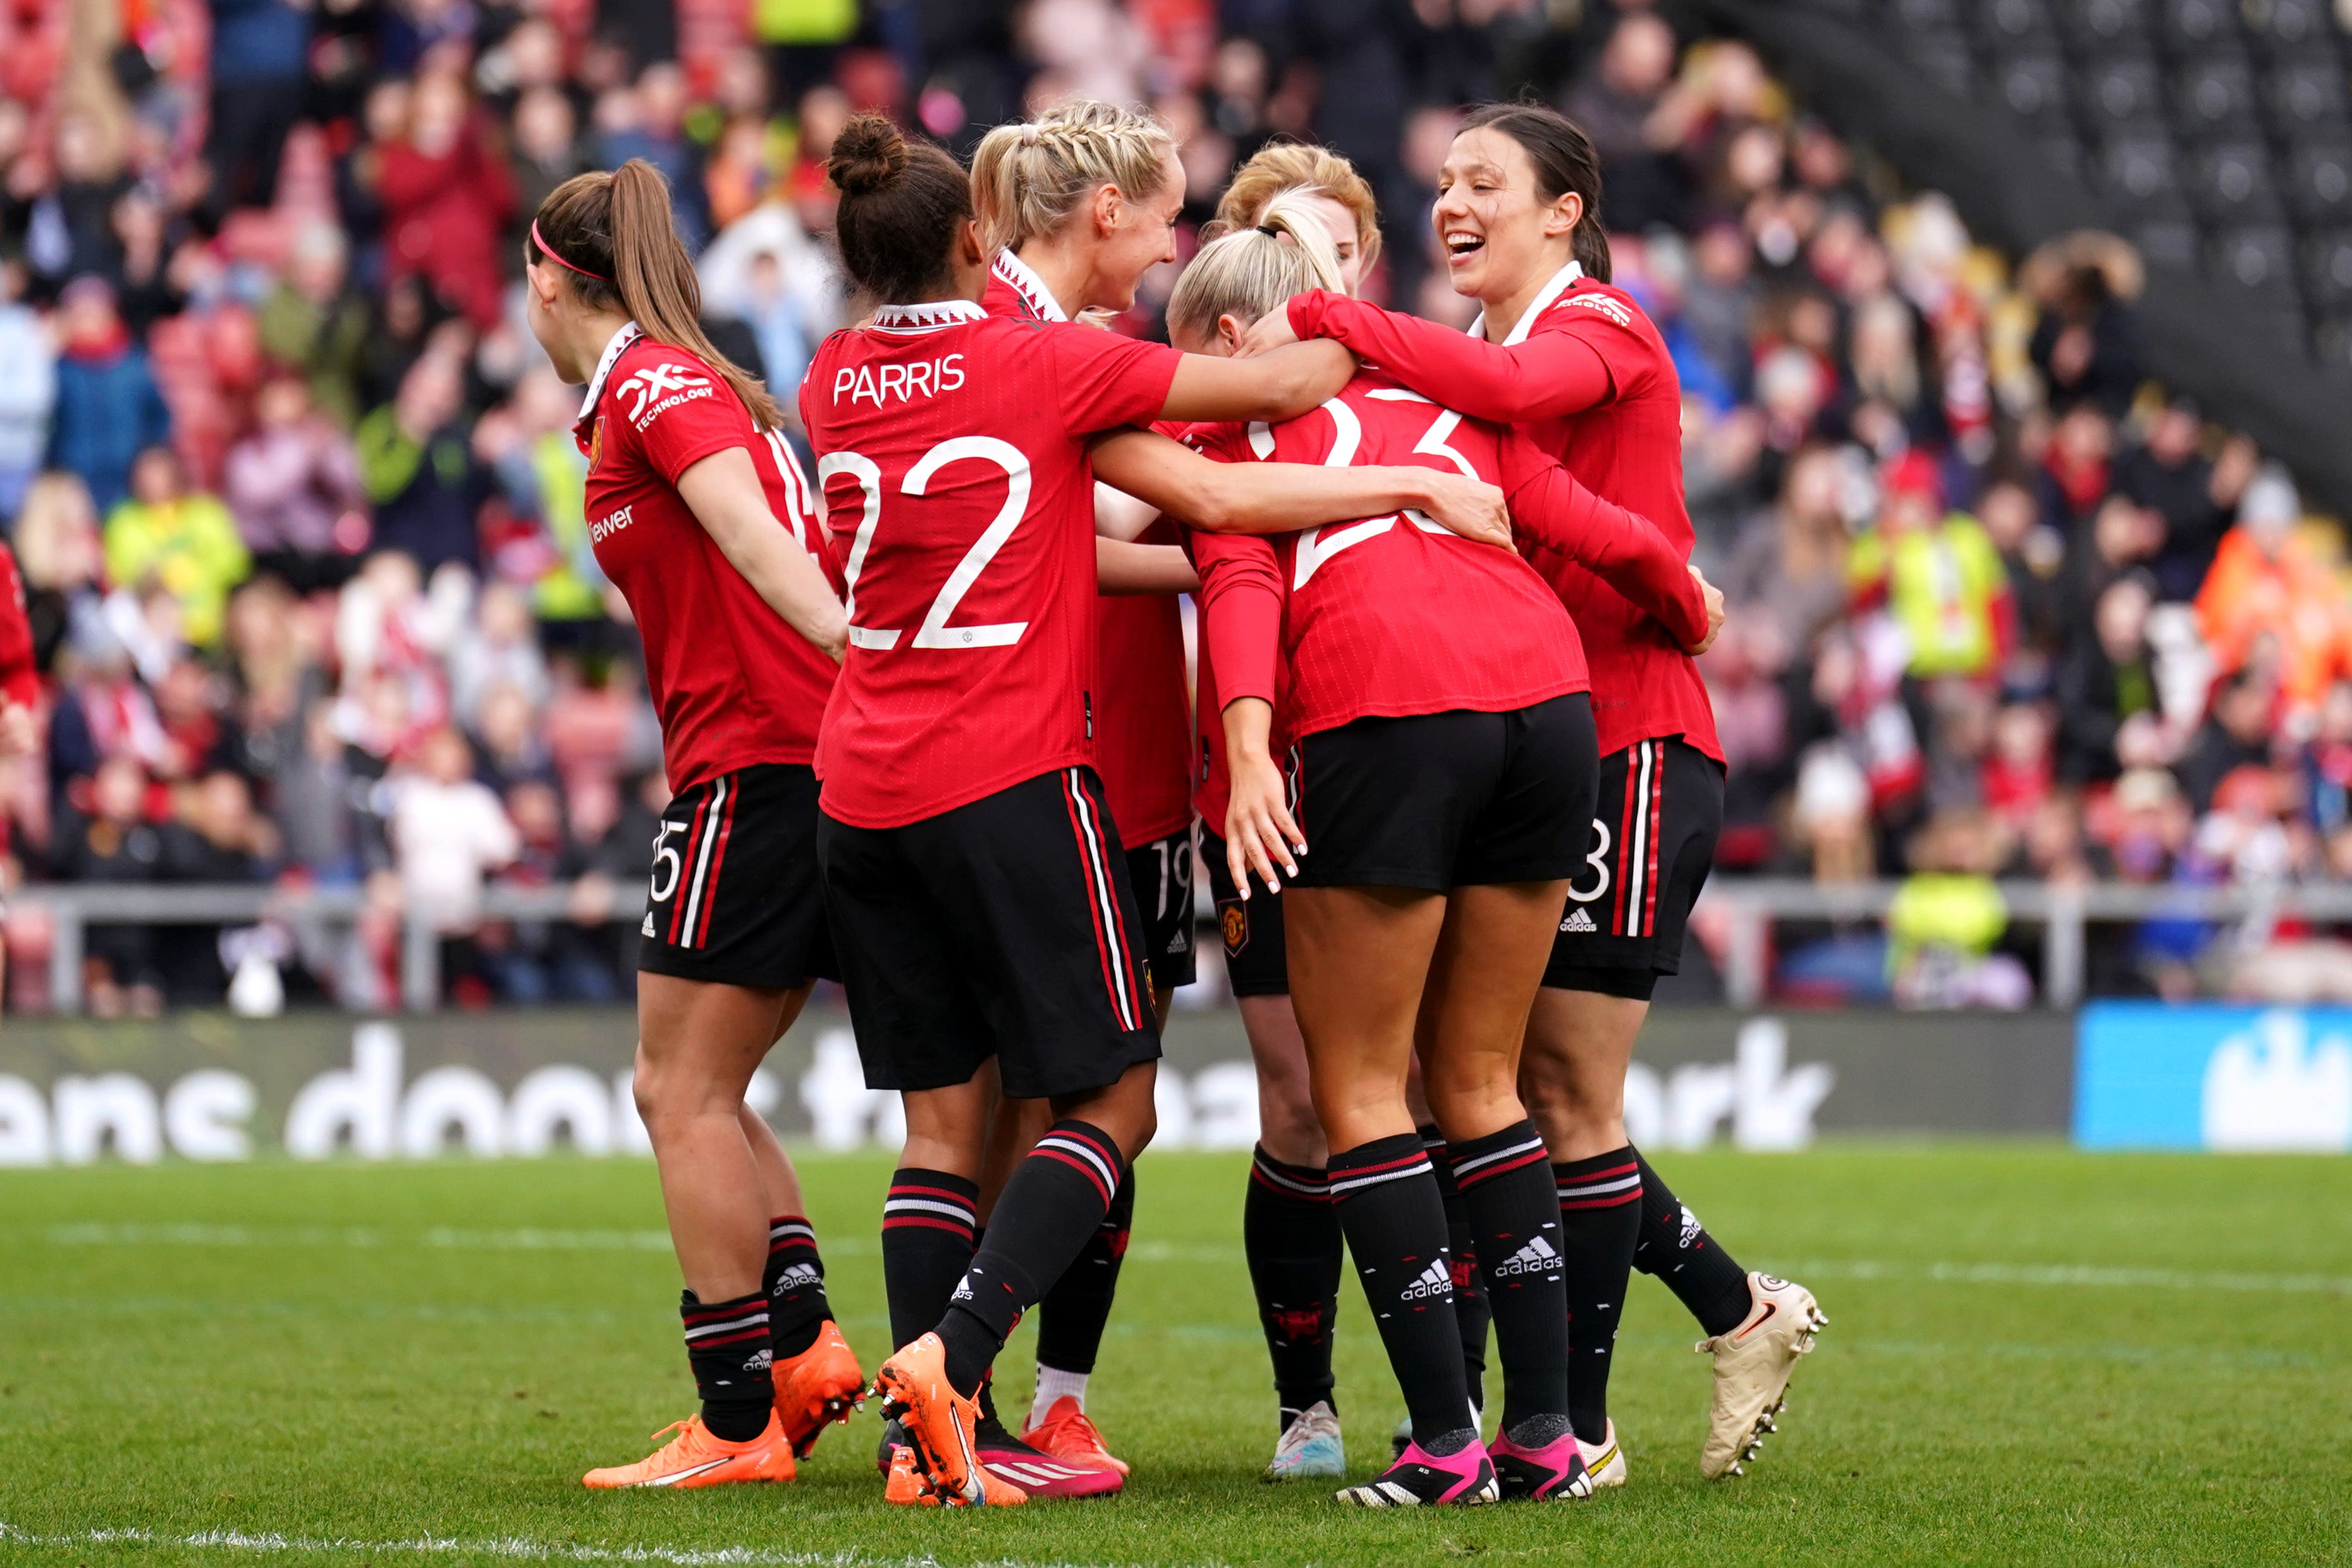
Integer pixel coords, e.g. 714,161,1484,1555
1399,1259,1454,1302
1492,1234,1562,1279
642,914,657,937
1560,907,1597,934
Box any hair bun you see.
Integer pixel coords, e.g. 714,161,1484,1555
829,113,909,197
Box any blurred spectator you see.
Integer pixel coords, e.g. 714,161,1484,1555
2176,671,2281,814
2057,575,2161,785
56,756,166,1017
204,0,311,217
255,223,373,429
377,74,518,329
223,376,367,592
597,64,707,250
47,278,171,515
356,353,482,575
14,472,106,669
2195,468,2352,720
1846,451,2009,682
449,582,550,730
509,87,588,232
388,725,520,996
2118,397,2231,604
2029,262,2143,420
0,260,57,520
1887,809,2031,1009
103,446,250,651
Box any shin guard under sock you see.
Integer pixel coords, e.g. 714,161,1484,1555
1423,1123,1489,1414
1244,1146,1344,1415
882,1168,978,1351
1449,1121,1569,1433
1554,1147,1642,1445
764,1215,833,1359
939,1121,1124,1396
1631,1149,1755,1338
680,1289,774,1442
1330,1133,1474,1444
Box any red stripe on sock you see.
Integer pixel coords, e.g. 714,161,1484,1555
1559,1191,1645,1210
1035,1146,1115,1206
882,1215,975,1236
1454,1148,1549,1187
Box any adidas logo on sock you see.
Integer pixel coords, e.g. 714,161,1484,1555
744,1349,774,1372
1399,1259,1454,1302
1493,1234,1562,1279
770,1263,822,1294
1560,907,1597,934
950,1277,974,1302
1679,1204,1702,1248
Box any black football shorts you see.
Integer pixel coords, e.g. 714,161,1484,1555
818,766,1161,1099
638,763,838,990
1542,735,1724,1000
1124,823,1198,996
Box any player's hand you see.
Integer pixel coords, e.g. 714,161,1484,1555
1418,474,1514,551
1687,565,1725,656
1237,305,1303,358
1225,752,1304,897
0,702,36,757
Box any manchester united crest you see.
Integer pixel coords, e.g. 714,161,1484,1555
587,417,605,470
1220,899,1248,956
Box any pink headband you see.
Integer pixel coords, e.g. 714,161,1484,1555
532,221,609,283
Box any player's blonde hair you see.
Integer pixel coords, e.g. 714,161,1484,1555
1204,142,1382,276
1165,190,1345,346
970,99,1179,255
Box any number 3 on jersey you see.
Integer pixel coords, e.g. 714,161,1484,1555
821,438,1032,651
1254,390,1478,588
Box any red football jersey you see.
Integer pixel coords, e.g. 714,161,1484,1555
983,256,1194,848
1289,267,1724,763
0,542,37,711
799,299,1183,829
575,325,838,792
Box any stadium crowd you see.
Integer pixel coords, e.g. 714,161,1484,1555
0,0,2346,1014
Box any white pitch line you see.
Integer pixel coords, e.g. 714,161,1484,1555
0,1524,1207,1568
34,1226,2352,1295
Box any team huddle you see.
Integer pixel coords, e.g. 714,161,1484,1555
518,95,1825,1510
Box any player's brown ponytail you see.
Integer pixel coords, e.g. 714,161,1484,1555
1460,104,1612,285
530,161,785,431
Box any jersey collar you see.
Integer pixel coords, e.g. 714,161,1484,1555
575,321,644,431
991,249,1069,322
1466,260,1584,347
870,298,990,333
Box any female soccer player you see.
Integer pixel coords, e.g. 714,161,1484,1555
1246,103,1827,1483
805,114,1509,1508
1196,143,1502,1478
1179,199,1719,1507
522,161,866,1490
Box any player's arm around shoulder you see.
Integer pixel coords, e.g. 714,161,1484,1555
675,446,848,663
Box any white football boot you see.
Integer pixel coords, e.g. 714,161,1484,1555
1697,1272,1827,1479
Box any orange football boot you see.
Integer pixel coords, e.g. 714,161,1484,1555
1021,1395,1130,1478
882,1442,939,1506
774,1320,866,1457
873,1333,1027,1507
582,1411,795,1488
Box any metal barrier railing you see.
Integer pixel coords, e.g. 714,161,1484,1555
9,878,2352,1014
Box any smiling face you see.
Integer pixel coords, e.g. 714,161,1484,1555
1088,149,1186,314
1431,126,1580,306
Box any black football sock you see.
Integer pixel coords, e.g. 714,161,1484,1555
1330,1133,1474,1447
680,1289,774,1442
938,1121,1124,1397
1631,1149,1756,1338
764,1215,833,1359
1244,1146,1344,1418
882,1168,977,1351
1423,1123,1489,1415
1034,1165,1135,1388
1554,1147,1643,1445
1450,1120,1569,1435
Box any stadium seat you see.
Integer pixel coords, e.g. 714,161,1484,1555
1972,0,2058,47
2172,59,2262,142
2265,63,2352,138
2155,0,2241,57
2186,140,2284,225
2205,224,2297,293
2133,217,2202,271
2096,132,2188,217
1891,0,1963,32
2243,0,2339,57
1992,49,2072,129
1903,31,1979,97
2078,55,2165,132
2056,0,2150,52
2301,229,2352,309
2284,143,2352,227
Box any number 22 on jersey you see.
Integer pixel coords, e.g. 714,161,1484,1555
820,438,1034,651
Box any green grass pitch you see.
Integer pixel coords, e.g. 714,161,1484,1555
2,1146,2348,1567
